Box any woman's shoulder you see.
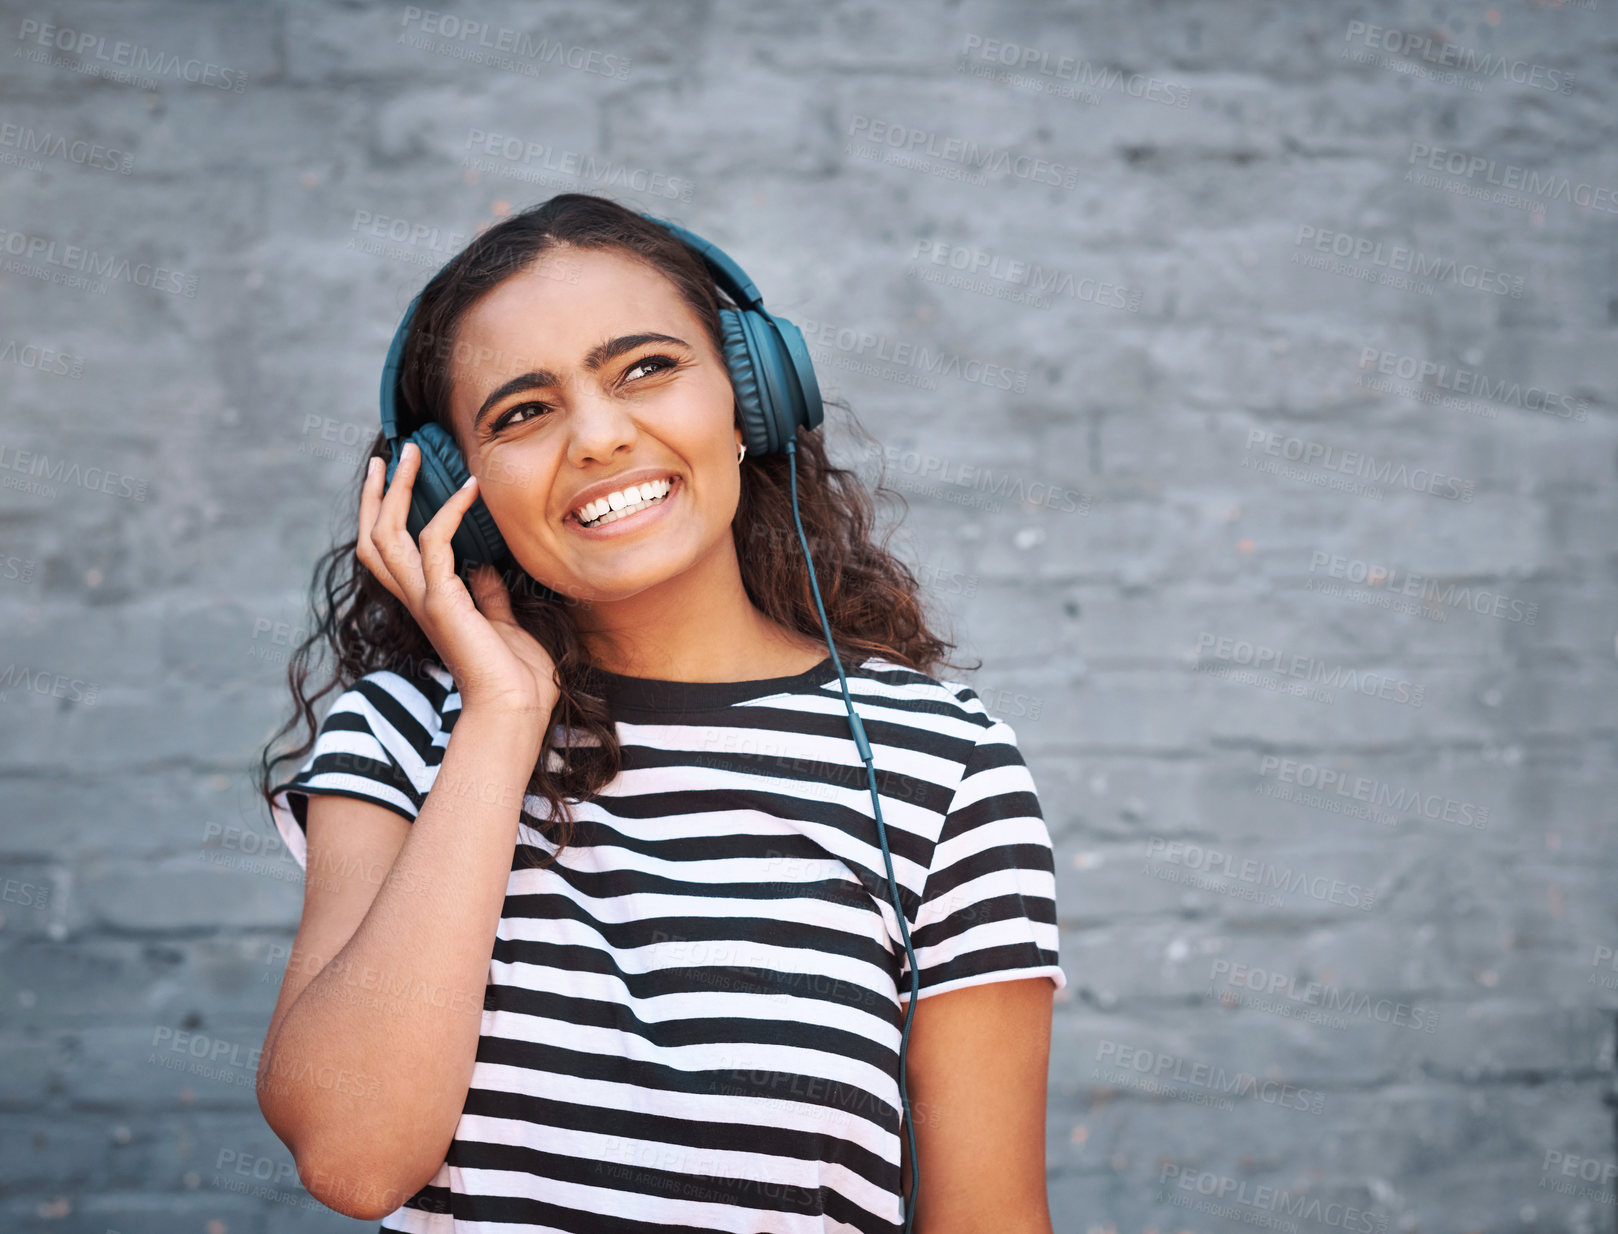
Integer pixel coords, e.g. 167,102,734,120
850,654,1015,736
335,657,459,739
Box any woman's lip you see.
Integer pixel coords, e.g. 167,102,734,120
567,475,681,535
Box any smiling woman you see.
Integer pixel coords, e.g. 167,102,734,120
254,193,1065,1233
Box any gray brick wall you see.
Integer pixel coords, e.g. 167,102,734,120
0,1,1612,1230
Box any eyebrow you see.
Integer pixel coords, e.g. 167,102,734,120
471,332,692,431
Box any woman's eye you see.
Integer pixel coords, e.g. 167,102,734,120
492,356,679,432
496,402,550,430
623,354,678,383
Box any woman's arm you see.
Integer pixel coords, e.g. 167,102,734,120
899,976,1058,1234
256,703,543,1220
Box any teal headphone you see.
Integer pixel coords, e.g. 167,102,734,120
376,209,925,1231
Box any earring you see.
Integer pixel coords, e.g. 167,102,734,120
737,440,747,464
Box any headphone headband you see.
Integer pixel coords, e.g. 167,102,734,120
636,210,765,312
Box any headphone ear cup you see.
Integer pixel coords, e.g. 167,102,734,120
409,423,509,568
720,308,773,457
767,315,824,435
740,309,821,449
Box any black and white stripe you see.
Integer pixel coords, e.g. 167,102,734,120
271,654,1066,1233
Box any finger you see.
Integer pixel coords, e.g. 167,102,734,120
371,442,426,599
375,440,421,538
356,456,406,600
417,473,482,603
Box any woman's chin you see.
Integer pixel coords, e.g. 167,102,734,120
532,561,694,606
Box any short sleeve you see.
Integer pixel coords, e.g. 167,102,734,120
268,669,451,870
899,716,1067,1003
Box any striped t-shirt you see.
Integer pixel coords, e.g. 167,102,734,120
270,652,1066,1233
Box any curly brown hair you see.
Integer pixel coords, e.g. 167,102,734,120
258,192,978,867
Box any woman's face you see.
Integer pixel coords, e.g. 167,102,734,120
444,244,743,603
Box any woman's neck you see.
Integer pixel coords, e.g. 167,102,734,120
585,618,828,683
570,544,831,683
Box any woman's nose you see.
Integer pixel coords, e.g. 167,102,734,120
563,385,641,464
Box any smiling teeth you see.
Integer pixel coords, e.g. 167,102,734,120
575,478,673,527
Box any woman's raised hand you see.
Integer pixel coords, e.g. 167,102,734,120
356,443,561,719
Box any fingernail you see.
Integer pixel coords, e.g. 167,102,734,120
461,475,476,489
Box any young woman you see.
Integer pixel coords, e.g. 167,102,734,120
256,193,1066,1233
